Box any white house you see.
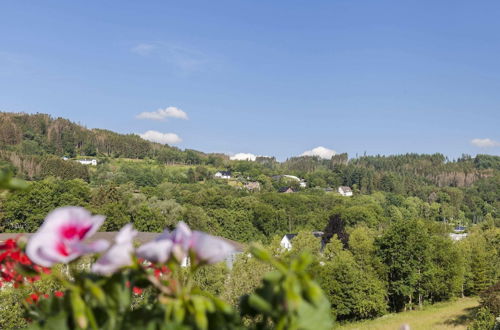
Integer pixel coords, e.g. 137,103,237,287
214,171,232,179
449,233,468,241
280,231,324,251
77,159,97,166
280,234,295,250
338,186,353,197
449,226,468,241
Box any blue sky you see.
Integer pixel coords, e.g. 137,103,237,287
1,1,499,160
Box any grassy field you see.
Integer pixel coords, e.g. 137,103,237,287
338,297,479,330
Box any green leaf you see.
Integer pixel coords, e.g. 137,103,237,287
69,290,87,329
84,279,106,305
247,294,272,313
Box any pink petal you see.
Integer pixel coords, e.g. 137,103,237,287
191,231,236,264
136,239,173,264
92,242,134,275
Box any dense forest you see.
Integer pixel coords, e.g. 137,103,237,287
0,111,499,326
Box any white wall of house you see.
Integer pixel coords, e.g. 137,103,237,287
280,236,293,250
449,233,468,241
214,172,231,179
338,187,353,196
77,159,97,166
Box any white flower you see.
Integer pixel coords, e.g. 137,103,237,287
92,224,138,275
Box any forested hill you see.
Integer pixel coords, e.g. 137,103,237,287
1,111,499,193
0,112,214,161
0,112,226,180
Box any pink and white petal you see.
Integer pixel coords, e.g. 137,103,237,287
72,239,110,254
115,224,137,245
191,231,236,264
136,239,173,264
92,242,134,275
171,222,192,248
26,233,61,267
38,207,105,241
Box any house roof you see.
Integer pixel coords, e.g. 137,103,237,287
339,186,352,192
278,186,295,193
216,171,232,176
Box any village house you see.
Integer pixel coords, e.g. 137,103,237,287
280,231,324,250
244,181,261,191
214,171,232,179
278,186,296,194
77,159,98,166
338,186,353,197
449,226,468,241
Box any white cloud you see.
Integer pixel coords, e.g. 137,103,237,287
136,106,188,121
301,146,336,159
230,153,257,161
471,138,500,148
139,130,182,145
131,43,156,56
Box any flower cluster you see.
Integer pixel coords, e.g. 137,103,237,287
136,221,236,266
0,238,50,288
25,207,236,275
25,291,64,305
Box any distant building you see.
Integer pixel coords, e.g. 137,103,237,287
77,159,97,166
280,231,324,251
244,181,261,191
214,171,232,179
278,187,296,194
450,226,468,241
274,174,307,188
324,187,334,192
450,233,468,241
338,186,353,197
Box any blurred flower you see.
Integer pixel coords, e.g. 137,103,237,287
0,238,50,287
137,222,235,265
191,231,236,265
26,207,109,267
136,233,173,264
54,291,64,298
136,222,192,263
92,224,137,275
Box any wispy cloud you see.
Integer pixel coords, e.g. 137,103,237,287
301,146,336,159
471,138,500,148
139,130,182,145
136,106,188,121
230,153,257,161
130,42,208,73
131,43,156,56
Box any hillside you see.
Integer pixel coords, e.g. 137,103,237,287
0,112,498,327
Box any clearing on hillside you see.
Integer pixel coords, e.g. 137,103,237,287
339,297,479,330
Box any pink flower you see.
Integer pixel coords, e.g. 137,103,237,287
169,222,192,262
26,207,109,267
136,228,174,264
137,222,235,265
191,231,236,265
92,224,137,275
